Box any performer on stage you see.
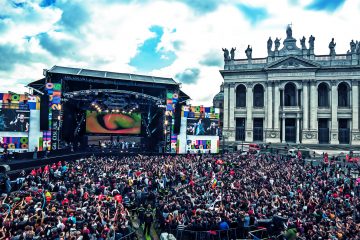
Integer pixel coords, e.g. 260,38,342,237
9,113,29,132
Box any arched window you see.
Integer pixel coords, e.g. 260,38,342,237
338,82,350,107
236,84,246,108
284,82,297,106
318,82,329,107
253,84,264,107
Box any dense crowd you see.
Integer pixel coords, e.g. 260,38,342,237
0,152,360,239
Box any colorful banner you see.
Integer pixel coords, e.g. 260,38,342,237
182,105,219,119
171,134,177,153
186,139,211,150
165,91,178,153
0,137,29,149
0,93,40,110
46,83,62,150
42,131,51,151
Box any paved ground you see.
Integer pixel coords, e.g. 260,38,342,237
131,213,159,240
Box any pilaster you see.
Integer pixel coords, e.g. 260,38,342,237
351,81,360,145
267,81,273,129
223,83,229,131
268,81,281,143
302,80,309,130
281,115,286,143
296,118,300,144
228,83,235,142
330,80,339,144
304,80,319,144
245,82,253,142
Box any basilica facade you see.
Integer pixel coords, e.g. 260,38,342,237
220,26,360,145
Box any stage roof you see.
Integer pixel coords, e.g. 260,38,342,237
48,65,179,86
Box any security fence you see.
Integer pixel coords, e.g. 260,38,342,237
162,225,271,240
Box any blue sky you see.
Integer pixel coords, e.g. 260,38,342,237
0,0,359,105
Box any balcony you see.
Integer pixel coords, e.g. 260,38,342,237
281,106,301,113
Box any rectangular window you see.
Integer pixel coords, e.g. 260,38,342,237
236,118,245,141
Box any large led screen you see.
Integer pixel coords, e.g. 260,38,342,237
187,118,220,136
86,111,141,134
0,109,30,132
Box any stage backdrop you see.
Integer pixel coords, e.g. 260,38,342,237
176,105,220,154
86,111,141,134
185,135,219,154
0,93,41,152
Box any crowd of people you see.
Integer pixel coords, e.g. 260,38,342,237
0,151,360,239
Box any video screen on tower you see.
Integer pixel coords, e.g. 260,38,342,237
86,111,141,134
0,109,30,132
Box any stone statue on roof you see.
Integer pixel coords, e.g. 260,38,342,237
300,36,306,50
308,35,315,50
230,47,236,60
245,45,252,59
274,38,281,51
350,40,356,53
329,38,336,55
267,37,273,53
222,48,230,61
286,24,292,38
356,41,360,54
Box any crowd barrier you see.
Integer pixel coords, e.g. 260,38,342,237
117,229,137,240
162,225,269,240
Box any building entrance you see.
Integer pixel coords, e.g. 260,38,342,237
318,119,329,144
285,118,296,143
338,119,350,144
253,118,263,141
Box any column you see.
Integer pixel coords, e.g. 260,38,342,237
309,80,319,144
352,81,360,144
302,80,309,130
271,81,281,143
223,83,229,130
296,118,300,143
310,80,318,130
330,81,339,144
264,85,268,130
282,115,286,143
267,82,273,129
228,83,235,141
245,83,253,142
274,81,280,129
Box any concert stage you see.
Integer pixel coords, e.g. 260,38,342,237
28,66,189,154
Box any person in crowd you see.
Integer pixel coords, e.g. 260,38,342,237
0,152,359,239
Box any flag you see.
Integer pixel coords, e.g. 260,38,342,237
211,177,217,189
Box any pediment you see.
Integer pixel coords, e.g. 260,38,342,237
265,56,320,70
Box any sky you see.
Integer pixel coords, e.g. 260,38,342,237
0,0,359,105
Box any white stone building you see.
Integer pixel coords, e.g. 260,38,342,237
220,26,360,145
